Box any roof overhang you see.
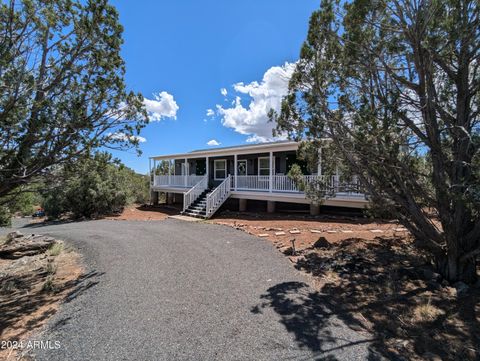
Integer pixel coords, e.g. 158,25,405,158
150,141,304,161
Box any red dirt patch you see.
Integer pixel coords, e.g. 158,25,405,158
212,211,407,251
104,204,181,221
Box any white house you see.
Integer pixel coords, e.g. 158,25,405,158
149,140,367,218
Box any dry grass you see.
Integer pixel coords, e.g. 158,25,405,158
44,261,57,275
48,242,63,256
41,275,56,293
413,297,445,322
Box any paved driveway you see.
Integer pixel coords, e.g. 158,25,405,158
6,219,376,360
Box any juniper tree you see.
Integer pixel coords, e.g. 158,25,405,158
0,0,148,199
273,0,480,283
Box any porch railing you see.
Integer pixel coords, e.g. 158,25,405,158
206,175,231,218
153,175,205,187
183,176,208,212
232,175,364,196
235,175,270,191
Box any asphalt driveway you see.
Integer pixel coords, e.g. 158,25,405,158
5,219,377,360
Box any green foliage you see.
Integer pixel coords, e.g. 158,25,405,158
0,0,148,199
274,0,480,283
43,152,149,219
0,205,11,227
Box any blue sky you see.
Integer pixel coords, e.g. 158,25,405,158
110,0,319,173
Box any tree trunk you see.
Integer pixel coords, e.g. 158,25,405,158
435,254,478,284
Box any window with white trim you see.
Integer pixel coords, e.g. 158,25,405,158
258,157,270,176
214,159,227,180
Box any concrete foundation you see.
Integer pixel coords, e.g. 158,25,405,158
267,201,276,213
239,198,247,212
151,190,159,205
310,203,320,216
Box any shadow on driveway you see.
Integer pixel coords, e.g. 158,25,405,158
251,281,378,360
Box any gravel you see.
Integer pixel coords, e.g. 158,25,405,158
5,218,376,360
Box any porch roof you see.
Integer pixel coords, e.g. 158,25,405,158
150,140,305,161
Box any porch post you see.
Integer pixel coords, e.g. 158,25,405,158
184,158,188,186
269,151,273,193
169,159,172,185
206,157,209,182
234,153,237,191
152,159,156,186
149,158,152,186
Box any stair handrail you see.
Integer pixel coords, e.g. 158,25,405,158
205,175,231,218
183,175,208,212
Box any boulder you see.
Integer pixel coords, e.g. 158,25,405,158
313,237,331,249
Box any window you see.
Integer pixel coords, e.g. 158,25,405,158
237,160,247,176
214,159,227,180
258,157,270,176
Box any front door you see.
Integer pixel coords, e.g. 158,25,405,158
237,160,247,176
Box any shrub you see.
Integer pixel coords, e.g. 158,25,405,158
0,206,11,227
43,152,149,219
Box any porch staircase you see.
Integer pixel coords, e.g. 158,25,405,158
181,175,232,219
182,188,211,218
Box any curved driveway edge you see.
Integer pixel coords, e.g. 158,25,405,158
10,219,376,360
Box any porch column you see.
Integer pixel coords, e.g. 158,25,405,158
184,157,188,187
206,157,209,182
239,198,247,212
168,159,172,185
151,190,159,205
234,154,237,191
269,151,273,193
149,158,152,186
267,201,276,213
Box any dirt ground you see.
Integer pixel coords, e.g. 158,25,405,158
211,210,480,361
104,204,181,221
0,237,84,361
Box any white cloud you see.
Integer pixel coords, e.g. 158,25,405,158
221,88,228,97
216,62,295,143
206,108,215,117
108,132,146,143
207,139,221,146
143,91,179,121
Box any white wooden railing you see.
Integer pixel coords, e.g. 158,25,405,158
206,175,231,218
231,175,363,196
183,176,208,212
186,175,205,187
235,175,270,190
153,175,205,187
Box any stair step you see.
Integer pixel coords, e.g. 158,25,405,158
186,209,206,214
188,207,206,211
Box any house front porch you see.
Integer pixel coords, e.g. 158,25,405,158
149,141,368,218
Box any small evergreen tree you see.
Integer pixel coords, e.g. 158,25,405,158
273,0,480,283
